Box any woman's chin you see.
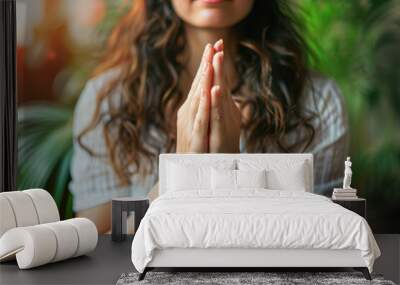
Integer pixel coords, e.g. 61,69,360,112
190,12,237,29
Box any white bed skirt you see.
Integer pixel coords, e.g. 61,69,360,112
148,248,366,268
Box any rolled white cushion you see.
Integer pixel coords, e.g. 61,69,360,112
0,226,57,269
0,196,17,237
65,218,98,257
0,191,39,227
0,189,60,239
0,218,98,269
24,189,60,223
42,221,79,262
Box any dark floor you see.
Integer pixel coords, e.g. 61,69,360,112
0,235,398,285
374,234,400,284
0,236,134,285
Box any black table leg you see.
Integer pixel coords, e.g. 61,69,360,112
112,200,122,242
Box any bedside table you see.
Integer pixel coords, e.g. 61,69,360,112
112,198,149,242
331,198,366,219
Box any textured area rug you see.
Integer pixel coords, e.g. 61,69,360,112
116,272,395,285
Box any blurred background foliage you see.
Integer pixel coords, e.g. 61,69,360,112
298,0,400,232
17,0,399,231
16,0,129,219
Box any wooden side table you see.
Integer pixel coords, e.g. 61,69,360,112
331,198,366,219
112,198,149,242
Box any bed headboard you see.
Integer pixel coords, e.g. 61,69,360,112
159,153,314,194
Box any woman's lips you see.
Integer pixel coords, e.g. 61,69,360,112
196,0,227,4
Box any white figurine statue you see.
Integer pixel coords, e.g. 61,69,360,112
342,157,352,189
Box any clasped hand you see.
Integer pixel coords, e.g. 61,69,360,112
176,40,241,153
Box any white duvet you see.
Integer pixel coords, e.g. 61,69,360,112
131,190,380,273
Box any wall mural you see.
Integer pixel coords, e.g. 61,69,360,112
16,0,400,233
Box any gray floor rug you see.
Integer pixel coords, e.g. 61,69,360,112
116,272,396,285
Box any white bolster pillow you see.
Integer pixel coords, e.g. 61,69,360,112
0,218,98,269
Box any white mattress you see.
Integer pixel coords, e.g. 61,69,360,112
131,190,380,273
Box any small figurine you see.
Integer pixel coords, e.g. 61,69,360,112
342,157,352,189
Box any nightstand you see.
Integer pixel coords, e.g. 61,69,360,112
112,198,149,242
331,198,366,219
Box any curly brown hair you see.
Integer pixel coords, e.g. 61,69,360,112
78,0,315,186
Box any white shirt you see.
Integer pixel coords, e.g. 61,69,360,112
69,70,348,211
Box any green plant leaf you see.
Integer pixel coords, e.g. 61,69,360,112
53,148,73,208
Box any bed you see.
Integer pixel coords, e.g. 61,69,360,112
131,154,380,281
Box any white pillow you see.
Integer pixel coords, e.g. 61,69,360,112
211,168,236,190
166,160,235,192
211,168,267,190
266,163,307,191
167,162,210,191
237,169,267,189
238,159,309,191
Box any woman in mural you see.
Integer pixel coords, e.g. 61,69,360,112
70,0,348,233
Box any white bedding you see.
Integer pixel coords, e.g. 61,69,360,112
131,190,380,273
